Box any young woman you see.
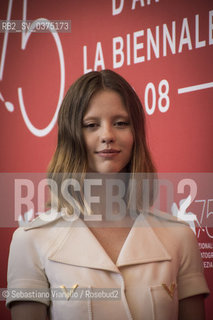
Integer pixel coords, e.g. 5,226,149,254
7,70,209,319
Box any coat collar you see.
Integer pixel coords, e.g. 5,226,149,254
47,212,171,272
116,213,171,267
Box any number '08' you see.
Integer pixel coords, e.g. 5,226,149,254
144,80,170,115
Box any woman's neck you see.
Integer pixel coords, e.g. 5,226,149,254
83,172,135,228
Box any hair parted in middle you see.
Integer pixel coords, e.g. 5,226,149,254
48,69,156,215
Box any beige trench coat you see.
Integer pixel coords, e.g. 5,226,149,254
7,210,209,320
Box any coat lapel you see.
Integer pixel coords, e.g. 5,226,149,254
48,217,119,273
47,213,171,271
117,213,171,267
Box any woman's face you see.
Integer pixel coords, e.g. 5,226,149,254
82,89,134,173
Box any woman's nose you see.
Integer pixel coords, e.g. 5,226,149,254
101,125,115,144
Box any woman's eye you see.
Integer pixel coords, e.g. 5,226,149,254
83,123,99,128
114,121,130,127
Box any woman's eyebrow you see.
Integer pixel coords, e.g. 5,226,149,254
82,116,99,121
83,113,129,120
111,114,130,120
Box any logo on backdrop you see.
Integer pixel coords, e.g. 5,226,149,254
0,0,65,137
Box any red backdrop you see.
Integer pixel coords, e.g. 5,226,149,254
0,0,212,318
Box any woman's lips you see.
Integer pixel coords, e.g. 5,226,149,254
95,149,121,158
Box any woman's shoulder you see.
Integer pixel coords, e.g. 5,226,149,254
10,211,71,254
145,208,198,250
146,208,192,233
23,210,64,230
147,208,189,226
